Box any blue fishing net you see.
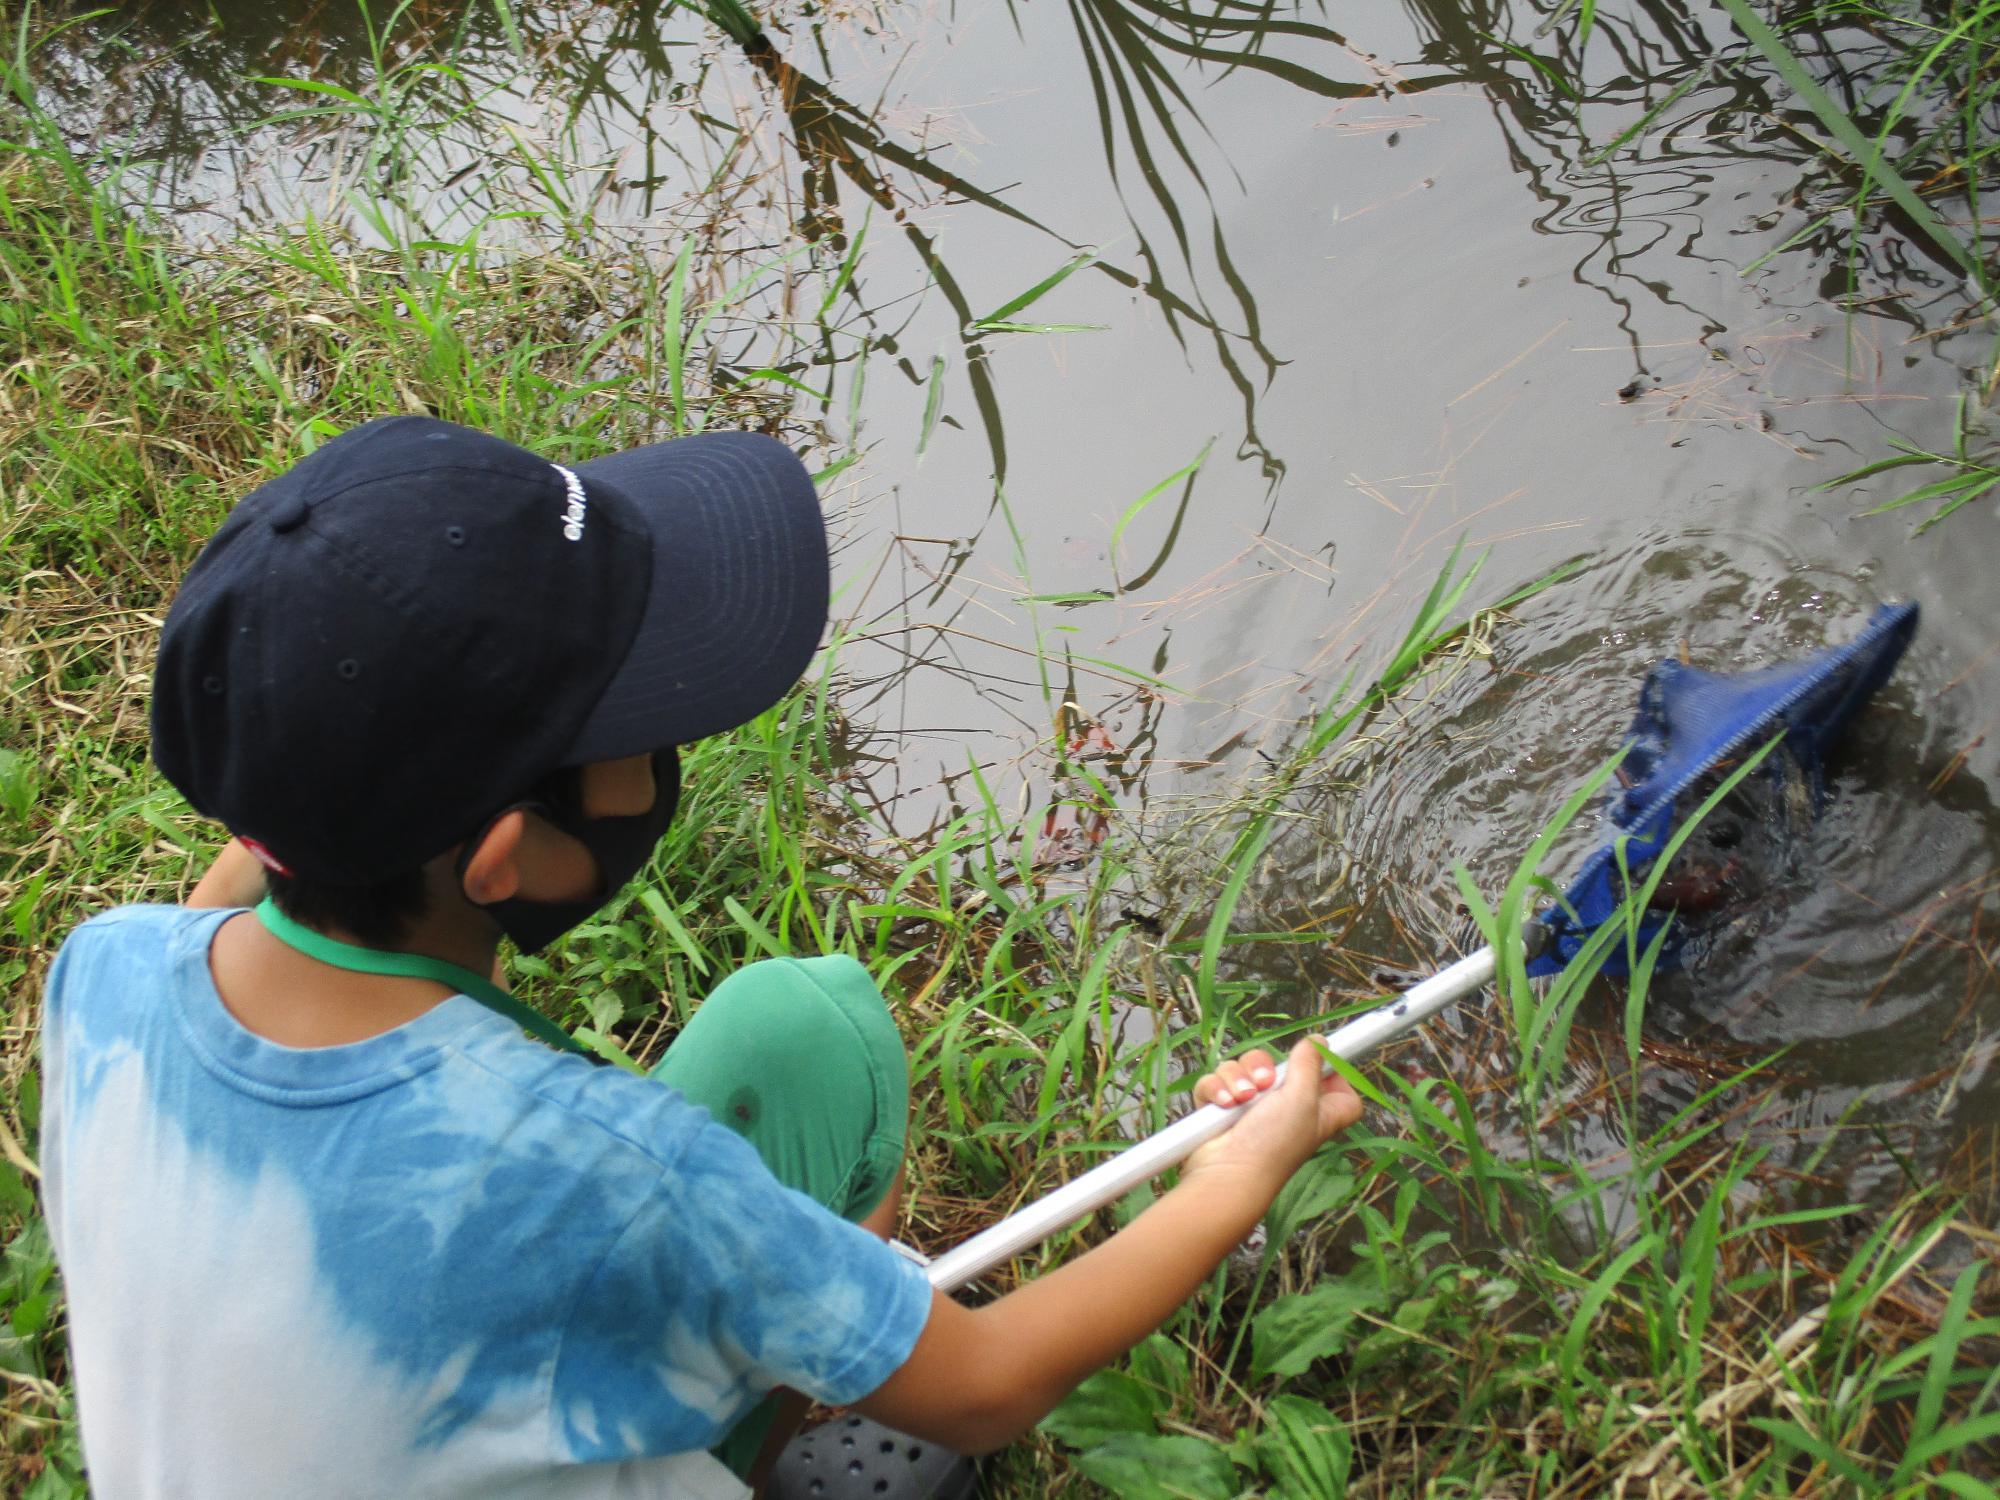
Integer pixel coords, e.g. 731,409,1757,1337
1527,600,1921,978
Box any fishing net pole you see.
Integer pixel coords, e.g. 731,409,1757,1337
918,601,1922,1291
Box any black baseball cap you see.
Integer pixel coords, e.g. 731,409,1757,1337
151,416,829,884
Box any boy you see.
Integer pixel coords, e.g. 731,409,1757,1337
40,416,1362,1498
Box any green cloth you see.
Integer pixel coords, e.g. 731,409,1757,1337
647,955,910,1478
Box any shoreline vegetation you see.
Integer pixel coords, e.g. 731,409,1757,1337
2,4,1997,1496
1713,0,2000,529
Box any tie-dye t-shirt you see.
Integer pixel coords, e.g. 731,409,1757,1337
40,905,934,1499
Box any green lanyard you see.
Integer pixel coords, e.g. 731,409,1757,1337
252,897,592,1059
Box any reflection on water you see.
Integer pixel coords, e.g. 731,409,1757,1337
34,1,716,231
28,0,1999,1199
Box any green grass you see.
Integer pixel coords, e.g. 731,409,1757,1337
1547,0,1999,531
1818,389,2000,532
1028,801,2000,1498
1713,0,2000,530
1,8,1996,1498
1715,0,1993,293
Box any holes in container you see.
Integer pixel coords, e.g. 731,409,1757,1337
840,1435,855,1448
807,1483,823,1496
202,675,224,695
846,1416,863,1427
445,525,467,547
847,1459,864,1475
908,1446,924,1461
879,1439,896,1454
335,658,360,681
874,1482,890,1495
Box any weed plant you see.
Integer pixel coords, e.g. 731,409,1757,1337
1,9,1996,1499
1732,0,2000,531
1581,0,2000,530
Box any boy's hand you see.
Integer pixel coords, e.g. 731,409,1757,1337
1184,1038,1364,1191
858,1035,1368,1453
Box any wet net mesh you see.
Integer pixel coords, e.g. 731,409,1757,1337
1527,600,1921,978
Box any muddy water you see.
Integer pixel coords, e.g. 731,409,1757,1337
35,0,2000,1199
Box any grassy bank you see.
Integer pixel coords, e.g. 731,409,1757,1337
2,20,1998,1500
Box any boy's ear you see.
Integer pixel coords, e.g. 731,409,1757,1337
460,810,528,906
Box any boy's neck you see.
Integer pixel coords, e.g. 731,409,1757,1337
320,903,505,981
210,904,506,1049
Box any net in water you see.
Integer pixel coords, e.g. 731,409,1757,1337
1527,600,1921,978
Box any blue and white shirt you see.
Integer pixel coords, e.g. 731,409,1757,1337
41,905,933,1499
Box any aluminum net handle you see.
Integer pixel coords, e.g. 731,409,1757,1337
923,943,1502,1292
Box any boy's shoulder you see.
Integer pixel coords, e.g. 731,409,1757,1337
55,902,220,970
450,1028,724,1178
65,901,198,939
48,902,218,998
44,903,745,1188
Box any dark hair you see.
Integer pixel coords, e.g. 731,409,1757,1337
265,866,431,949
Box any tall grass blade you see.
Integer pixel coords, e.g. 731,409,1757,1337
971,249,1101,329
1711,0,1987,286
1110,441,1210,586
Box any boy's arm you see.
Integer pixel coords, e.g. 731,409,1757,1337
185,839,267,909
854,1038,1360,1453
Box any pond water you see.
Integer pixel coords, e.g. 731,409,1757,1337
34,0,2000,1206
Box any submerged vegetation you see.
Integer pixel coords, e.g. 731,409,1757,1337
1,2,1997,1497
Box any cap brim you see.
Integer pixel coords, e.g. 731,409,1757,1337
562,432,828,761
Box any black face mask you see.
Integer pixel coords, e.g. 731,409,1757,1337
458,747,682,953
